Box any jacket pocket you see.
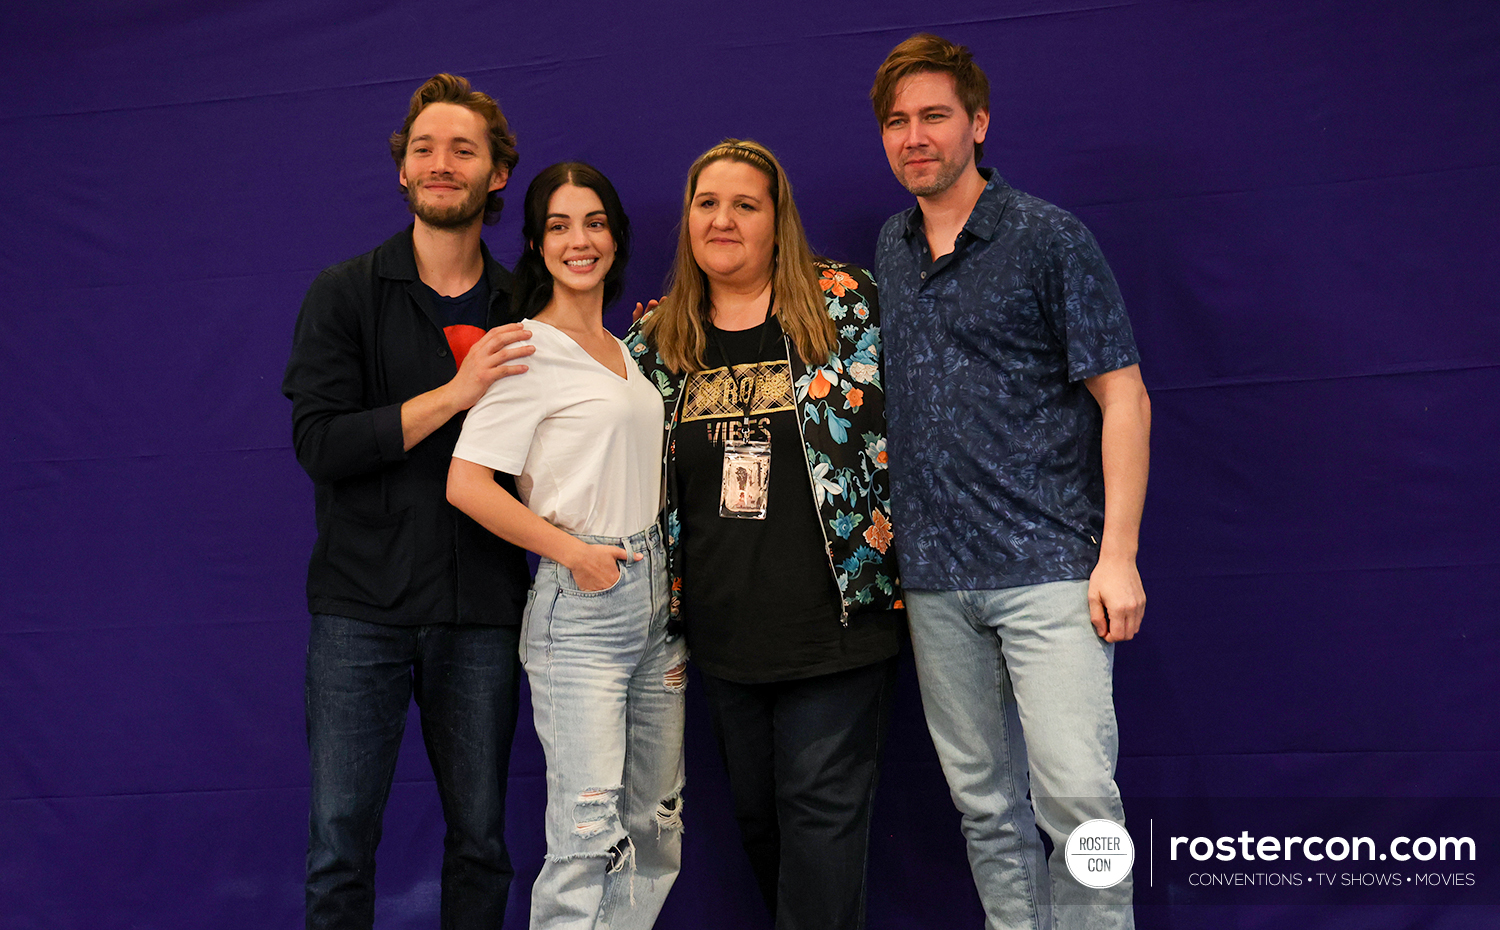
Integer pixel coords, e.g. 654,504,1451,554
315,505,414,609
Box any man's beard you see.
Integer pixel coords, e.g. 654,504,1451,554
405,180,488,229
898,150,969,198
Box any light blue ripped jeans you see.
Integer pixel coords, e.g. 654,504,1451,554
522,522,686,930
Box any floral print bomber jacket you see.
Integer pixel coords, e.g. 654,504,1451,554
624,262,903,628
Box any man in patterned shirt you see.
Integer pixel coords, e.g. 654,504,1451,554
870,34,1151,930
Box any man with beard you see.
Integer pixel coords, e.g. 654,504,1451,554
283,73,535,930
870,35,1151,930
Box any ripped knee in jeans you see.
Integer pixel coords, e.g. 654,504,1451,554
572,785,620,838
663,660,687,694
654,786,684,835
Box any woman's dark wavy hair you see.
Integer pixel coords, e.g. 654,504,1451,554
512,162,631,318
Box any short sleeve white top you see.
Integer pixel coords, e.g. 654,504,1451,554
453,319,665,538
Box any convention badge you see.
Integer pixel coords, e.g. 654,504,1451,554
720,437,771,520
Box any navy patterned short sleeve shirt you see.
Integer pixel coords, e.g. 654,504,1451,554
874,169,1139,591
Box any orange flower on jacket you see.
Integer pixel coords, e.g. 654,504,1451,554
809,370,832,399
863,510,893,554
844,387,864,410
820,268,859,297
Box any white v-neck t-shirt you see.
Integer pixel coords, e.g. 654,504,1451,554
453,319,664,537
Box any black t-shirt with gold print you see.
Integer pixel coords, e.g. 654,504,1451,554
674,316,899,684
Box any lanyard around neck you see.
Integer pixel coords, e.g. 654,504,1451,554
709,288,775,425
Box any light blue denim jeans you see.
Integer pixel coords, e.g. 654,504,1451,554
522,523,686,930
906,581,1133,930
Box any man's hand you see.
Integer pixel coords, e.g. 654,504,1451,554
632,299,660,324
567,543,641,592
401,323,533,451
447,322,535,410
1088,555,1145,641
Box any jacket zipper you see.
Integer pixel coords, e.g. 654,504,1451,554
662,386,686,516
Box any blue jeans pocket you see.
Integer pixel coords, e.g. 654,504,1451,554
557,559,627,597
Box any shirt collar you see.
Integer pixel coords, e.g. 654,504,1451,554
900,167,1013,245
375,223,510,296
375,224,421,282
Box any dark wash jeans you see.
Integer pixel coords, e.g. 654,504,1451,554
305,614,522,930
701,657,896,930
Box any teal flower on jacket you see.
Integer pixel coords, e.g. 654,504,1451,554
824,410,851,443
830,510,864,540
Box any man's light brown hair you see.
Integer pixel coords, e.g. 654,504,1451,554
388,73,519,225
870,33,990,161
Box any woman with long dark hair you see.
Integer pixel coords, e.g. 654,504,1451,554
448,162,683,930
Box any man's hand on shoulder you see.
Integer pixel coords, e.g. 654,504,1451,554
1088,554,1145,642
400,323,533,451
632,298,660,324
449,322,535,410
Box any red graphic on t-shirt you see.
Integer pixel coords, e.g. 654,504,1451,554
444,324,486,369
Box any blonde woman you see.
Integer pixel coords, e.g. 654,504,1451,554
626,140,901,930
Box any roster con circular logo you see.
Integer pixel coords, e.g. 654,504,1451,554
1065,819,1134,889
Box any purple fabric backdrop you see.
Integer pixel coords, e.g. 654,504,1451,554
3,1,1497,927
